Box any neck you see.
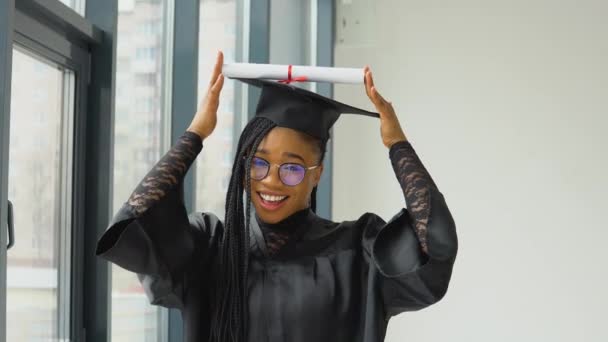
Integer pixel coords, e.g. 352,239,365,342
252,206,314,257
254,206,313,231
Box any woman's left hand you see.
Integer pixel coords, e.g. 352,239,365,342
364,66,408,148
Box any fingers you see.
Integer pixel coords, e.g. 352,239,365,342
364,68,384,105
364,69,393,116
371,86,388,106
210,73,224,96
209,50,224,87
373,88,397,120
364,66,374,99
364,66,374,89
207,50,225,98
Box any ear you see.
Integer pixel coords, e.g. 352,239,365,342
313,164,324,187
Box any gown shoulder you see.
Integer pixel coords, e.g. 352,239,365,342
355,190,458,317
96,184,224,309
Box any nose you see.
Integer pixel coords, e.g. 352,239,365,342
260,165,283,187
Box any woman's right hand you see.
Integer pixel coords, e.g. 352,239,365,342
187,51,225,139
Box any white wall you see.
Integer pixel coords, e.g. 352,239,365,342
332,1,608,341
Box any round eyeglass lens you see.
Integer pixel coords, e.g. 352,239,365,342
279,164,306,186
251,157,269,180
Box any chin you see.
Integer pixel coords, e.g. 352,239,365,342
259,214,284,224
251,197,292,224
255,209,288,224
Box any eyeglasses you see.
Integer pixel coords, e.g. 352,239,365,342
248,156,320,186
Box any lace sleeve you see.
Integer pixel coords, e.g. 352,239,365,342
389,140,439,254
126,131,203,216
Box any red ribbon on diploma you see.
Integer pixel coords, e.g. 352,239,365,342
279,65,308,84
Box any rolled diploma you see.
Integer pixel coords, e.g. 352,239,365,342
223,63,364,84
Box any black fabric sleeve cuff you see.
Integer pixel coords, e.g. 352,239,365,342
182,130,204,151
388,139,411,160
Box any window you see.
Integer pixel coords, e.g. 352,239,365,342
136,98,155,113
112,0,173,340
195,0,238,219
136,47,158,61
135,73,157,86
139,20,162,36
269,0,316,91
6,46,76,342
58,0,86,16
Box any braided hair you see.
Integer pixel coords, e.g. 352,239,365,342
298,127,328,213
209,116,328,342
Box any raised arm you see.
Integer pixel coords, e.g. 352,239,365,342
388,139,438,254
95,51,226,309
362,67,458,316
127,131,202,216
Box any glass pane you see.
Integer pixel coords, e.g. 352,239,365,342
195,0,238,219
7,48,74,341
269,0,313,65
269,0,314,91
112,0,171,340
58,0,86,15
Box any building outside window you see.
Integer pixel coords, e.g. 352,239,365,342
112,0,172,340
195,0,238,220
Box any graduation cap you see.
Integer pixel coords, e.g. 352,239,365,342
233,77,379,142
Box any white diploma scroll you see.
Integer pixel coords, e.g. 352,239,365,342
223,63,364,84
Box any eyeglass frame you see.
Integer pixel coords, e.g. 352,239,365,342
244,155,321,186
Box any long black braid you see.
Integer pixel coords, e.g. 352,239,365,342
209,116,329,342
209,116,276,342
308,134,328,213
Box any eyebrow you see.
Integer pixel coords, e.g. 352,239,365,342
256,148,306,163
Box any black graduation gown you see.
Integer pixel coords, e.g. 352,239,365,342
96,134,458,342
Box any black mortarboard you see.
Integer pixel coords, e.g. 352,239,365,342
234,78,379,141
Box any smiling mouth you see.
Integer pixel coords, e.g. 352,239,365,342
257,192,289,203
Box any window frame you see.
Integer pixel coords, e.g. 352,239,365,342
1,0,101,341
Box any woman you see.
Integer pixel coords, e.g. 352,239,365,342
96,51,458,342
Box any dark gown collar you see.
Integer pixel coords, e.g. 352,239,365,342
255,206,314,231
248,206,316,258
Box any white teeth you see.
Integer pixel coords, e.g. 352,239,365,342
259,193,287,202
